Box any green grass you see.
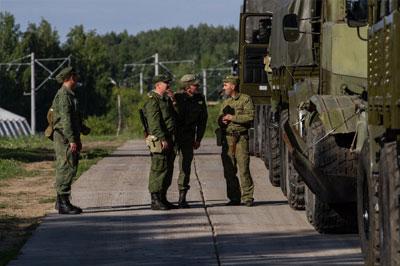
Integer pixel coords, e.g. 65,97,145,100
0,160,32,181
204,104,221,138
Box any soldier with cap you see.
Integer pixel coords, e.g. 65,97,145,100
218,75,255,207
51,67,90,214
174,74,208,208
143,74,177,210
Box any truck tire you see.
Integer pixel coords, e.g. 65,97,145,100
357,140,380,265
379,141,400,266
268,112,280,187
280,110,288,196
263,106,271,169
280,110,305,208
287,162,305,210
305,117,357,233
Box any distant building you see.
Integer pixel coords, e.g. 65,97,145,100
0,108,31,137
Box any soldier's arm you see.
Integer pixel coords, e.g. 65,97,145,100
196,97,208,142
231,96,255,124
145,99,166,141
59,94,78,143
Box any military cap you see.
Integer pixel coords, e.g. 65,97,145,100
223,75,239,86
180,74,200,86
153,74,172,84
56,67,78,84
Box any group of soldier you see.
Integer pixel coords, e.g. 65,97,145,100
50,66,256,215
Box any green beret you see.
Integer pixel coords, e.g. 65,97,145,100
180,74,200,86
153,74,172,84
56,67,78,83
223,75,239,86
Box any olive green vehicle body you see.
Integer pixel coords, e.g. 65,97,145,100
239,0,368,204
367,1,400,150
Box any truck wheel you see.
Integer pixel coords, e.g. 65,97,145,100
305,117,357,233
379,141,400,266
268,112,280,187
263,106,271,169
280,110,288,196
287,161,305,210
280,110,305,208
357,140,380,265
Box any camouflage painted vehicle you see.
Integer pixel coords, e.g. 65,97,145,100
238,0,281,187
347,0,400,264
240,0,369,234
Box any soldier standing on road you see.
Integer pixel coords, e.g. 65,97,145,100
143,75,176,211
218,75,255,207
52,67,90,215
174,74,208,208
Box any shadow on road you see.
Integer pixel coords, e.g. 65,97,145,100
11,210,363,266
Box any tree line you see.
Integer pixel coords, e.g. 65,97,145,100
0,12,238,132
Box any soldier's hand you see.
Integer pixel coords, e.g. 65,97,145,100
70,143,78,154
161,140,169,151
166,89,175,102
193,141,201,150
222,114,233,124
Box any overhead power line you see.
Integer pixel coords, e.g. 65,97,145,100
0,53,71,134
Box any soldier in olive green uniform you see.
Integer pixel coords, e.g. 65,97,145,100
218,75,255,207
52,67,90,214
174,74,208,208
143,75,176,210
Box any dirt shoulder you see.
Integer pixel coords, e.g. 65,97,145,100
0,136,125,266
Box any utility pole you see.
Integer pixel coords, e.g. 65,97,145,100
30,53,36,135
139,72,144,95
124,55,195,86
202,69,207,102
0,53,71,135
154,53,159,76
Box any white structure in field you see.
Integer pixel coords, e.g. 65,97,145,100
0,108,31,137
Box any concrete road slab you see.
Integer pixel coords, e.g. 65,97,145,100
9,139,363,266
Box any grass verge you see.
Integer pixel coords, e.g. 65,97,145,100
0,134,125,266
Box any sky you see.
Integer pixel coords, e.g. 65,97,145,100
0,0,243,42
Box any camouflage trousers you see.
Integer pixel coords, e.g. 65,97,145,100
177,138,194,191
221,134,254,202
148,148,176,194
54,131,79,196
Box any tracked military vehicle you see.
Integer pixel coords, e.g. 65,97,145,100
346,0,400,264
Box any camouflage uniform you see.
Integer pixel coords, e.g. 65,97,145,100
219,85,255,203
175,78,208,192
52,85,86,196
143,90,176,194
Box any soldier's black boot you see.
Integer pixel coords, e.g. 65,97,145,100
160,192,177,209
178,190,190,208
58,194,82,215
151,193,170,211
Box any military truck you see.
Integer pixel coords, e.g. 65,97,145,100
346,0,400,264
240,0,372,233
238,0,282,187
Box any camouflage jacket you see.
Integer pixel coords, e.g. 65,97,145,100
174,92,208,142
218,93,255,133
143,91,176,141
52,85,83,143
